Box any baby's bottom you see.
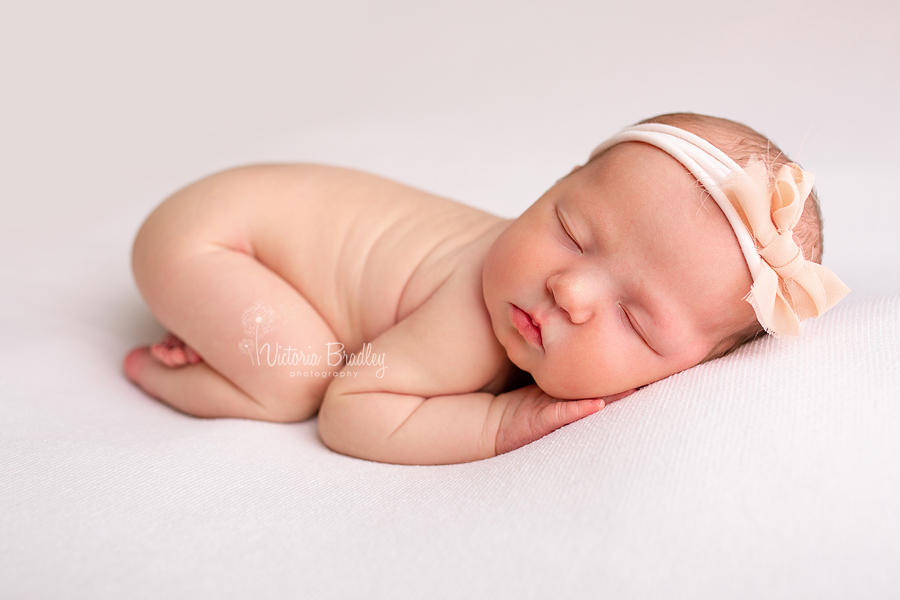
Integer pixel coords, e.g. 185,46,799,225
123,176,340,422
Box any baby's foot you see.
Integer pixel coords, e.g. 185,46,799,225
150,332,202,368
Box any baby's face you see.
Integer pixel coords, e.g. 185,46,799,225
482,142,756,399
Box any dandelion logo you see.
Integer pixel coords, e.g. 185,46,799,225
239,301,278,366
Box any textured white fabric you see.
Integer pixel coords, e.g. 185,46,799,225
3,280,899,598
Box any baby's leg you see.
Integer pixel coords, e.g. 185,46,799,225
124,173,340,423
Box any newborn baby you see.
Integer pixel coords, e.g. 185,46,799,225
123,113,849,464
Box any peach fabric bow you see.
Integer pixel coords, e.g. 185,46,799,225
722,159,850,336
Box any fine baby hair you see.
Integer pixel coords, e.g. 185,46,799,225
591,113,849,358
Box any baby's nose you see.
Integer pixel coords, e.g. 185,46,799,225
547,271,596,324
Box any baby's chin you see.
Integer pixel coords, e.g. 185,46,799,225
533,373,625,401
504,349,633,399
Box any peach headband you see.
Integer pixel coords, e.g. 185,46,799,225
589,123,850,337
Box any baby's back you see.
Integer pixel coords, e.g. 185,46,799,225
258,164,507,348
154,163,508,352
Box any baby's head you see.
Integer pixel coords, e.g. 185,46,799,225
482,112,849,400
632,113,826,357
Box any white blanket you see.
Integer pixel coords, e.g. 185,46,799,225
3,282,898,598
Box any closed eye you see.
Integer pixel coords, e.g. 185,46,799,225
618,303,659,355
556,207,582,253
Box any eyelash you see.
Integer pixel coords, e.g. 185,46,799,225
556,209,582,252
619,303,650,347
617,303,635,332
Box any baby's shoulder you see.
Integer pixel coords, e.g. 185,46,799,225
349,167,507,334
353,216,520,397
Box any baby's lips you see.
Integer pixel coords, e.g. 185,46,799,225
510,304,543,348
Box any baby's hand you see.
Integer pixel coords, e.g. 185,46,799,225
494,385,635,456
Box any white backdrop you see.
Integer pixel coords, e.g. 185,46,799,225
2,0,898,296
2,1,898,598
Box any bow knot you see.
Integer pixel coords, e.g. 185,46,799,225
758,230,803,279
721,158,850,336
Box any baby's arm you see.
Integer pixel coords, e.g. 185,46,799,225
317,267,626,465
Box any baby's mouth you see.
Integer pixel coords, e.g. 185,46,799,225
510,304,543,349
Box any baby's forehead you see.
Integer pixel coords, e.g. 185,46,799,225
588,142,700,191
578,144,722,227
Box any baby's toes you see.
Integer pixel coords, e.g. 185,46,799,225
183,345,202,364
158,332,181,349
148,331,202,367
150,341,188,367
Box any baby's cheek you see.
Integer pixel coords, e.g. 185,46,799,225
542,353,633,400
533,367,593,400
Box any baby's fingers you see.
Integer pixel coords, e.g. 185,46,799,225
495,390,613,456
538,398,605,433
